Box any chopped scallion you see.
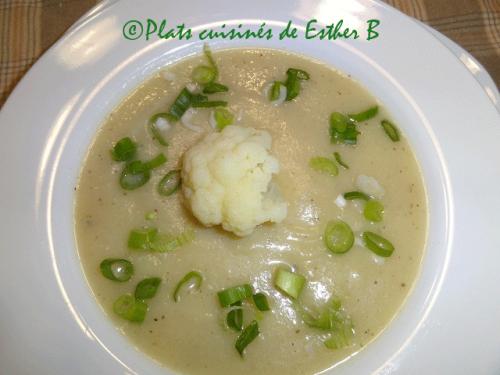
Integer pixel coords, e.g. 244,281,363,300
143,153,167,170
285,75,300,100
343,191,371,201
192,65,216,85
217,284,253,307
158,170,181,196
149,230,194,252
120,161,151,190
333,152,349,169
381,120,400,142
274,268,305,299
323,220,354,254
324,331,351,349
190,93,209,104
252,293,270,311
348,105,379,122
329,112,359,145
309,157,338,176
362,231,395,257
269,81,284,101
213,108,234,131
128,227,194,252
169,88,193,120
363,200,384,222
203,44,218,78
287,68,310,80
191,100,228,108
235,320,259,356
301,297,353,350
173,271,203,302
135,277,161,300
285,68,310,101
128,228,158,250
202,82,228,94
149,113,175,146
111,137,136,162
227,308,243,332
113,294,148,323
100,258,134,282
119,154,166,191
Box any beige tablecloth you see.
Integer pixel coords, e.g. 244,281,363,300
1,0,499,107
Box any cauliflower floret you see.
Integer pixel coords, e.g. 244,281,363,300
182,125,287,236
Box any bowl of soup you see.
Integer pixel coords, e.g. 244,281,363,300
73,44,431,375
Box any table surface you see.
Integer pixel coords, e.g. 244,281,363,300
0,0,499,107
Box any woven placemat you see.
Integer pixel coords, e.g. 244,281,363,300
1,0,499,107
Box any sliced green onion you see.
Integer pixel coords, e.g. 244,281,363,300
309,157,338,176
143,153,167,170
149,229,194,252
285,73,300,101
252,293,270,311
363,231,395,257
128,228,158,250
284,68,310,101
363,200,384,222
274,268,305,299
269,81,284,101
323,220,354,254
158,170,181,196
113,294,148,323
203,44,218,78
333,152,349,169
135,277,161,300
173,271,203,302
149,113,175,146
213,108,234,131
192,65,216,85
111,137,136,162
348,105,379,122
128,227,194,252
169,88,193,120
227,308,243,332
217,284,253,307
381,120,400,142
302,297,353,350
343,191,371,201
145,211,157,220
120,161,151,190
100,258,134,282
119,154,166,191
202,82,228,94
287,68,310,80
190,93,209,104
191,100,227,108
235,320,259,356
329,112,359,145
303,298,349,330
330,112,347,132
324,331,351,349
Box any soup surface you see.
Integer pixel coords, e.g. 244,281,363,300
75,48,427,375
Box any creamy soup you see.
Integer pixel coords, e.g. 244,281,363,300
75,48,427,375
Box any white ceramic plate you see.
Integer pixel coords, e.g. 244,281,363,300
1,1,499,374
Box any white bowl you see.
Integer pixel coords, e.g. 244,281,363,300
0,0,499,374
